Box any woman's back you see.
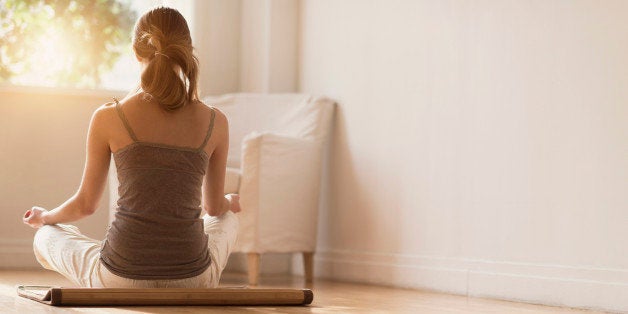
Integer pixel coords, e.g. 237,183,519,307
109,95,217,155
100,96,217,280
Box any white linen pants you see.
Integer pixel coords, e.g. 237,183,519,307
32,211,238,288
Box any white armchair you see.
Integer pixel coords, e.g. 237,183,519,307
202,93,335,285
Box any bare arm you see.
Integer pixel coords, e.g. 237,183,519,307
202,109,239,216
23,105,111,228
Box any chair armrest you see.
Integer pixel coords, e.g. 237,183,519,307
236,131,323,253
243,131,313,152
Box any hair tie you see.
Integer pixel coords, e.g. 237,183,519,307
154,51,170,59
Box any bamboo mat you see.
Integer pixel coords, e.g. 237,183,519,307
17,285,313,306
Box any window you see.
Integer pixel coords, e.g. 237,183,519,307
0,0,194,92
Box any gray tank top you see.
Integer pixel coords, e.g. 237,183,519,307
100,99,216,280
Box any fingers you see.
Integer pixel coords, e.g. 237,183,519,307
229,194,241,213
23,207,44,228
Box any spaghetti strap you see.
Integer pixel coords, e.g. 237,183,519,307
197,107,216,151
114,98,139,142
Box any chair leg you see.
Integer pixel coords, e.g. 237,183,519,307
303,252,314,283
247,253,260,286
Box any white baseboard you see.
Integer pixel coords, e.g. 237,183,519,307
0,239,40,268
296,250,628,313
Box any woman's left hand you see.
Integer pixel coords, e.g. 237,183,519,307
226,194,241,213
23,206,48,229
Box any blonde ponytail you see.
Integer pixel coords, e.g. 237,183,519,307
133,7,199,111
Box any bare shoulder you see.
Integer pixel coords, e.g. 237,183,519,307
97,100,117,111
195,100,228,127
91,101,118,122
212,106,228,126
85,101,119,138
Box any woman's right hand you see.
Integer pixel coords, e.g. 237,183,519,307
23,206,48,229
226,194,241,213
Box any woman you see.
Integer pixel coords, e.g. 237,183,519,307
22,7,240,288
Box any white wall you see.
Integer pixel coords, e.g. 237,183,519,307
194,0,241,95
0,88,115,267
240,0,299,92
298,0,628,312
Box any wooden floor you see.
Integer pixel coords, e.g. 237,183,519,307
0,270,606,313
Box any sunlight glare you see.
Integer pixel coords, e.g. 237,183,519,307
13,25,75,87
